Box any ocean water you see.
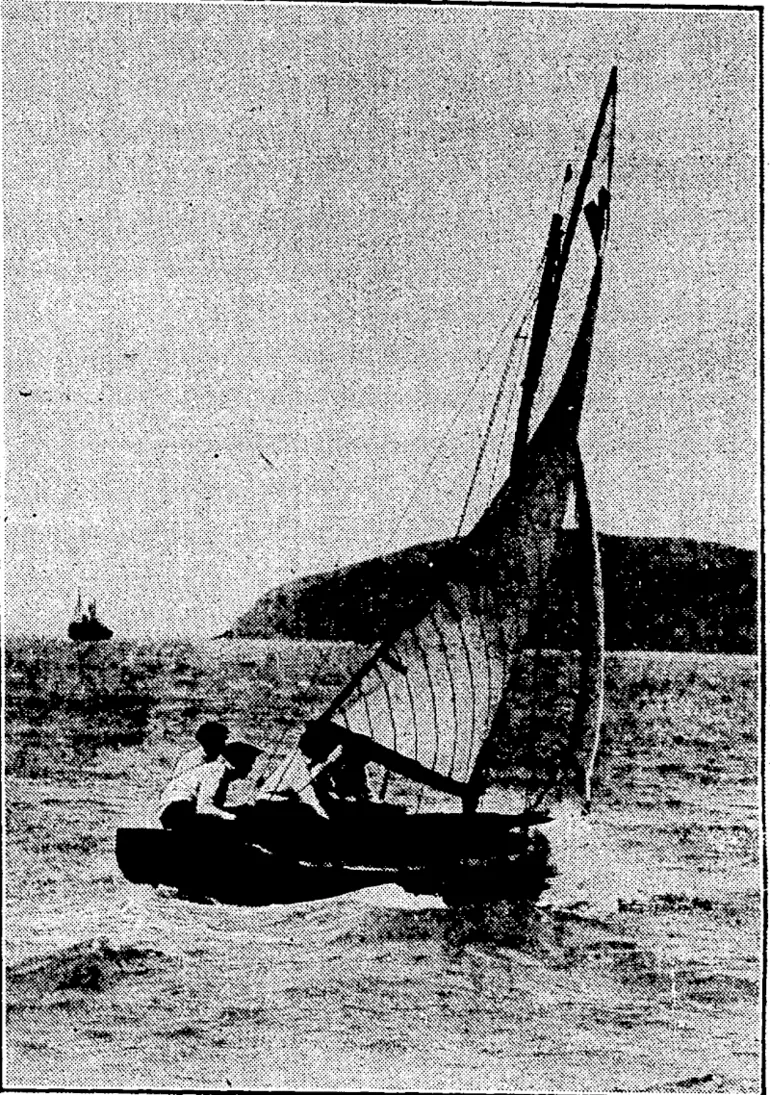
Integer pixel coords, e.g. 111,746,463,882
5,639,761,1091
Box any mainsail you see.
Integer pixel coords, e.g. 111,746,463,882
278,69,617,815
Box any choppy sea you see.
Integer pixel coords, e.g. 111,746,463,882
5,639,761,1091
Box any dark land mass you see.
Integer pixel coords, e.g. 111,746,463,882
231,534,757,653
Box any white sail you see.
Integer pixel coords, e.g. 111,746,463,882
275,69,617,814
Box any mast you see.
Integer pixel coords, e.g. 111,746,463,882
510,213,563,468
510,66,617,470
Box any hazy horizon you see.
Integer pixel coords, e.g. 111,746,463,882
5,3,759,639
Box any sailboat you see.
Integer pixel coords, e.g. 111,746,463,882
116,67,617,907
68,591,114,642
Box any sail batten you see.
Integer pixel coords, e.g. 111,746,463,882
399,642,423,764
427,608,463,779
357,683,377,743
476,593,497,735
447,593,481,773
409,624,442,772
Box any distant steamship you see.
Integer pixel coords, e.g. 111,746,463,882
68,591,113,643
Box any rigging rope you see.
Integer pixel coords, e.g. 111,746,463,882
484,342,528,512
386,266,542,552
454,296,536,538
269,253,544,696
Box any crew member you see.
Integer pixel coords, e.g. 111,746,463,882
159,740,261,830
301,721,372,815
311,743,372,812
254,722,343,819
173,720,229,777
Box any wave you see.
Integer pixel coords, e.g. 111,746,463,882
7,936,174,993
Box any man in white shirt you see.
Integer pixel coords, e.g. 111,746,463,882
173,720,229,778
159,741,261,830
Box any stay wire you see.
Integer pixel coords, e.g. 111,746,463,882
485,345,526,511
385,261,544,553
454,290,537,539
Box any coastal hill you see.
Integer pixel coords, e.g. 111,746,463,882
230,534,757,654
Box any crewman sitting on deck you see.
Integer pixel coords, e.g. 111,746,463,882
172,720,229,778
300,721,374,815
299,721,408,818
159,741,261,830
310,743,372,811
250,722,403,832
251,722,345,820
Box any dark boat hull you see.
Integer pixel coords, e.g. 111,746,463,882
68,621,113,642
115,809,553,907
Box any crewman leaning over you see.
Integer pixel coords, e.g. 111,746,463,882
159,741,262,830
173,720,230,778
253,721,348,820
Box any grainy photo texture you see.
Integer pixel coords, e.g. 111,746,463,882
3,3,761,1092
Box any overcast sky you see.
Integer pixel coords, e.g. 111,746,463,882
4,2,758,638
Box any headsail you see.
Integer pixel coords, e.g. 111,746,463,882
286,69,616,814
461,207,610,810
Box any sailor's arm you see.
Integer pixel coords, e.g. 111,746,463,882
253,751,331,819
197,763,237,819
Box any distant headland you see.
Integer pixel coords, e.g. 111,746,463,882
228,534,757,654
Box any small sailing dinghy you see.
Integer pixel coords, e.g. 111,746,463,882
117,67,617,907
68,591,114,642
